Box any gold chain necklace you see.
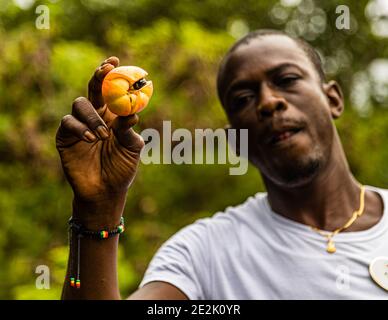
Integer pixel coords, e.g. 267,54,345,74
310,184,365,254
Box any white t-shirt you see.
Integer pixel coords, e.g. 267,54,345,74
139,185,388,299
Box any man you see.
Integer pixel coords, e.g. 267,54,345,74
57,29,387,299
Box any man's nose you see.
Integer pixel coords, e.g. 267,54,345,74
257,83,287,118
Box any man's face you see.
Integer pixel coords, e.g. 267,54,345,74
219,35,342,187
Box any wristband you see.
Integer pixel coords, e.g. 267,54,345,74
68,217,125,239
67,216,125,289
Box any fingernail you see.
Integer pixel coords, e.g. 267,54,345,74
96,125,110,139
102,63,113,70
84,130,97,142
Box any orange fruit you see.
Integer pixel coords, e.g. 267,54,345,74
102,66,153,116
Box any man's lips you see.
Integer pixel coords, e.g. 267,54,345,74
265,126,304,146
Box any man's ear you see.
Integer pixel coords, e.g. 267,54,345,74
323,80,344,119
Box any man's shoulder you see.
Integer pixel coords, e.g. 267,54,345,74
213,191,268,222
180,191,269,236
163,191,269,255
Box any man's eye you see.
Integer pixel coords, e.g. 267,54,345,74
276,75,300,87
232,94,255,110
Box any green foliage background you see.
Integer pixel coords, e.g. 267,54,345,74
0,0,387,299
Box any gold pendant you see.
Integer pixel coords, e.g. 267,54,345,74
326,239,336,253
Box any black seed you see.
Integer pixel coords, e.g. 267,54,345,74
133,78,147,90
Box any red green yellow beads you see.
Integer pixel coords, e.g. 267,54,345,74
70,277,80,289
118,225,124,233
100,231,108,239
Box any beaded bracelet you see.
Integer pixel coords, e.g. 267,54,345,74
69,217,125,239
67,217,125,289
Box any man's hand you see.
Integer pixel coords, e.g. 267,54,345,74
56,57,144,226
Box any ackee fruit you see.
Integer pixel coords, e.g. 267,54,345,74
102,66,153,116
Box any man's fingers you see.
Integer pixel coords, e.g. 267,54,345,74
88,64,114,109
88,56,120,109
100,56,119,67
111,114,145,152
56,115,97,147
95,63,115,81
72,97,110,140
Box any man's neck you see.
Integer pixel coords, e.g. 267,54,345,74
264,137,383,232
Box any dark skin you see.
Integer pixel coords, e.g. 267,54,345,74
219,35,383,231
57,35,383,300
57,57,187,299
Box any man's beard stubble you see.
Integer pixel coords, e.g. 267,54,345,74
254,144,326,188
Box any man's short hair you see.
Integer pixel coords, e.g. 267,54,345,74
217,29,326,103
